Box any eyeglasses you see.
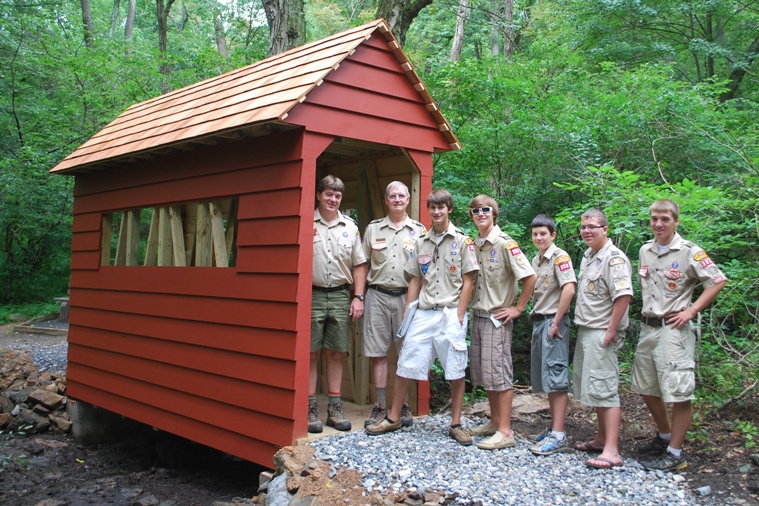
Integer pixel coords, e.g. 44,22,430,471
579,224,604,231
387,193,408,201
470,206,493,215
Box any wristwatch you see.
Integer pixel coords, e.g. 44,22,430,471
354,294,365,301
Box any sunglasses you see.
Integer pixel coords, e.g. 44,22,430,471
470,206,493,215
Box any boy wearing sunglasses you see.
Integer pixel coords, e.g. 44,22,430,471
366,189,479,445
466,195,536,450
526,214,576,456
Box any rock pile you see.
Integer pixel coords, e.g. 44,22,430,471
0,350,71,434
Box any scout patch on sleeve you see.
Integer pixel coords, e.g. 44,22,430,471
609,257,625,267
700,257,714,268
464,237,474,245
693,251,708,261
639,266,649,278
505,240,518,249
554,255,570,265
558,261,571,272
615,279,630,290
712,275,726,284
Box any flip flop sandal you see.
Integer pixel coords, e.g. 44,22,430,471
586,456,623,469
575,440,604,453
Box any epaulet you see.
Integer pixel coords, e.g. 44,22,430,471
610,249,620,256
683,241,697,249
498,232,513,241
411,219,425,229
367,218,383,226
343,214,358,226
453,226,465,235
644,239,654,245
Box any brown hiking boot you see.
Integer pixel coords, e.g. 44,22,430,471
364,403,387,428
308,403,323,433
326,400,351,431
400,402,414,427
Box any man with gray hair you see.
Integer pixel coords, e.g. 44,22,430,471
361,181,427,428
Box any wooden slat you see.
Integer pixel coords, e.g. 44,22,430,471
157,208,173,266
143,209,159,266
72,212,104,233
70,251,102,270
209,201,228,267
237,188,301,219
126,210,141,266
114,213,128,266
100,215,112,265
194,203,212,266
168,206,186,266
235,245,299,273
71,230,100,253
183,203,198,265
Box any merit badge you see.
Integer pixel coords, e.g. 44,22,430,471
451,241,459,249
450,266,457,273
672,261,679,269
639,266,649,278
418,254,431,264
665,269,681,280
588,281,595,291
667,282,677,291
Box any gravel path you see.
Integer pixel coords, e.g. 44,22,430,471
311,415,713,506
2,330,68,375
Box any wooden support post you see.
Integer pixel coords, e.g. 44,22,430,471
101,214,113,266
224,199,238,264
209,201,228,267
114,213,128,266
144,209,159,266
126,210,140,266
168,206,186,266
365,160,385,219
195,203,212,267
157,208,173,266
183,204,198,266
410,168,421,220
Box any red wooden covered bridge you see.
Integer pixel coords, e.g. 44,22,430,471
50,19,460,467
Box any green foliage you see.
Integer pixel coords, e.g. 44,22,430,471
725,418,759,449
0,302,61,325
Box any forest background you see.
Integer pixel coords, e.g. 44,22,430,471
1,0,757,444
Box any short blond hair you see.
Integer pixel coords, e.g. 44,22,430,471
649,199,679,220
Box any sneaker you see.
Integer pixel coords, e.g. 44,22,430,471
400,402,414,427
641,451,688,472
530,435,569,455
308,403,323,433
448,426,473,446
526,427,550,444
326,400,351,431
637,434,669,456
364,403,387,428
366,417,402,435
476,431,516,450
467,421,497,437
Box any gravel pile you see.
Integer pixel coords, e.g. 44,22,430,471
311,415,712,506
4,336,68,375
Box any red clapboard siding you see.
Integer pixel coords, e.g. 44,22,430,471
68,343,295,414
67,382,285,463
70,288,297,330
325,59,421,103
68,329,295,390
66,367,294,447
287,103,449,152
71,212,102,233
71,231,101,252
72,268,297,302
72,130,304,197
73,161,303,215
70,250,101,271
235,245,300,273
68,311,297,360
237,217,300,246
237,189,302,219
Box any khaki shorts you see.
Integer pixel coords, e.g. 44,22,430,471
631,323,696,402
530,315,570,393
396,307,468,381
311,289,351,353
470,314,513,391
573,326,625,408
363,288,406,357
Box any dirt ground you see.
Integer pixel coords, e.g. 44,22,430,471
2,324,759,505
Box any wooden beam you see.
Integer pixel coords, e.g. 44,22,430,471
157,207,173,266
183,204,198,266
225,199,238,264
126,210,140,266
168,206,186,267
195,203,212,267
144,208,159,266
209,201,228,267
365,160,385,219
114,213,128,266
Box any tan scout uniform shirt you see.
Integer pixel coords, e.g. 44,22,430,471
362,215,426,289
531,243,577,316
575,239,633,330
313,209,367,288
639,232,727,318
404,222,479,309
471,226,536,312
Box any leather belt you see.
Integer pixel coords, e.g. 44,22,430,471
473,310,493,318
312,284,349,293
368,285,407,296
531,313,556,322
641,316,670,328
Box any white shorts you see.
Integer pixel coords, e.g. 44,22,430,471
396,307,468,381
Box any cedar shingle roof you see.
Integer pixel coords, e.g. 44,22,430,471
51,19,459,174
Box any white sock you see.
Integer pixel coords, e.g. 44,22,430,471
658,432,672,441
667,446,682,457
551,431,566,441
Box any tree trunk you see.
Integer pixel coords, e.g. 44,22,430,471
377,0,433,47
450,0,467,62
156,0,176,94
81,0,95,48
262,0,306,56
502,0,514,60
214,14,229,58
125,0,136,44
108,0,121,37
720,34,759,102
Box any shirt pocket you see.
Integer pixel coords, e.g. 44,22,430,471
371,241,389,264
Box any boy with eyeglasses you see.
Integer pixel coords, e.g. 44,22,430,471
361,181,427,428
366,189,479,445
573,208,632,469
526,214,576,456
632,200,726,472
466,195,536,450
